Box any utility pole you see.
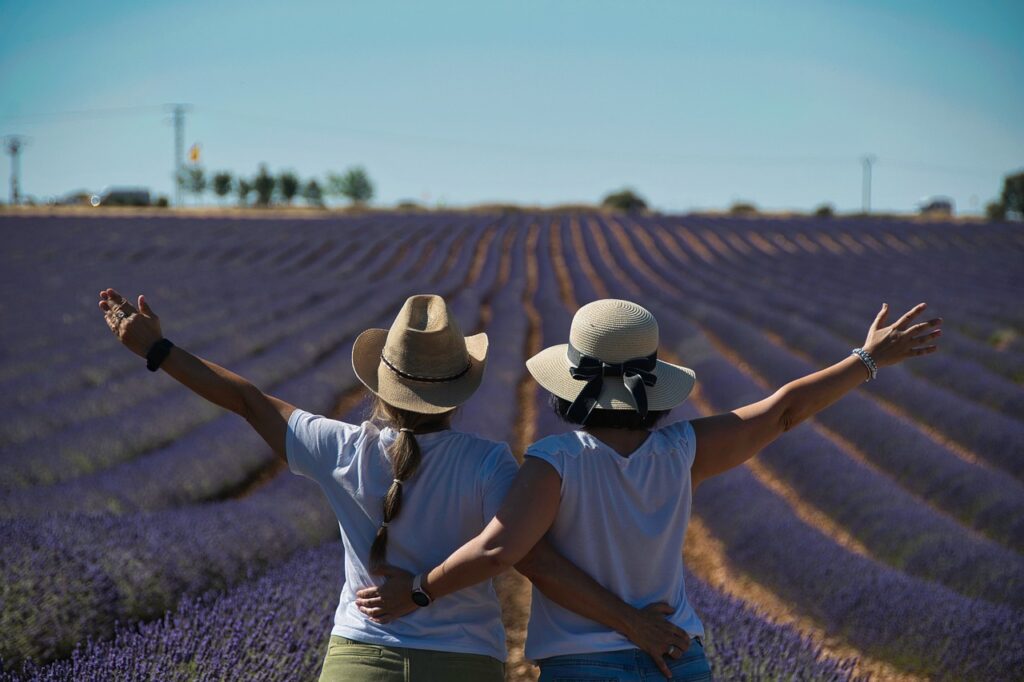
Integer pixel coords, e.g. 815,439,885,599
166,104,191,206
861,154,876,214
4,135,27,205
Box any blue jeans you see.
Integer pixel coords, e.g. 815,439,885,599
537,637,712,682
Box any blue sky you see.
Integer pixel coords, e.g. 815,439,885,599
1,0,1021,213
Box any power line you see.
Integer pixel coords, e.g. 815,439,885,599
0,104,166,123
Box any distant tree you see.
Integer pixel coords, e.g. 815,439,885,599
302,179,324,207
154,196,170,208
236,178,252,206
729,201,758,215
183,167,206,205
999,171,1024,219
212,171,233,204
329,167,374,205
985,200,1006,222
253,164,276,207
279,171,300,205
601,188,647,212
813,203,835,218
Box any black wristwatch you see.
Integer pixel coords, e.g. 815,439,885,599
411,574,433,608
146,338,175,372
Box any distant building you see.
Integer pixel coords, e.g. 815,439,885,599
96,187,151,206
58,190,94,206
918,196,954,216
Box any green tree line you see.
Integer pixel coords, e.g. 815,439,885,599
178,165,374,207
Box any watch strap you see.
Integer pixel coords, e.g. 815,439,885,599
412,573,433,607
146,338,175,372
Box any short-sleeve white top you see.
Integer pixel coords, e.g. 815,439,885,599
286,408,519,660
523,419,704,660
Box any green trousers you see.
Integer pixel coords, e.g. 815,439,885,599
318,635,505,682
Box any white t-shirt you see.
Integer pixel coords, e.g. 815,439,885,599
286,408,519,660
523,420,705,660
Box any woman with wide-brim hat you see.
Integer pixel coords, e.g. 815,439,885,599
357,298,941,680
97,290,686,681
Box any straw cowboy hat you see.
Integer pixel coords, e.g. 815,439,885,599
526,299,696,423
352,294,488,414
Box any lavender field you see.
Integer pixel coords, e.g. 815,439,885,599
1,211,1022,681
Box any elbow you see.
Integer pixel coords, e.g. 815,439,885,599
236,381,263,421
480,541,520,573
775,387,800,433
513,545,548,581
779,407,798,432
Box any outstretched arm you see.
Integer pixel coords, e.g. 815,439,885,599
690,302,942,489
98,288,295,460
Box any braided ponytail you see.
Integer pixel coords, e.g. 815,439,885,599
368,396,453,569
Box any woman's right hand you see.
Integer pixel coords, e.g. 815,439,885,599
862,302,942,369
624,602,692,679
98,288,164,358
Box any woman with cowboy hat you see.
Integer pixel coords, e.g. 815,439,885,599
357,298,942,681
97,289,689,681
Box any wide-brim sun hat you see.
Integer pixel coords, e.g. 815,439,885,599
526,299,695,422
352,294,488,414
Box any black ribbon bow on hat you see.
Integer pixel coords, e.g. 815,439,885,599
565,343,659,424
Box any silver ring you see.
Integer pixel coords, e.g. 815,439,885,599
115,310,126,319
668,645,676,656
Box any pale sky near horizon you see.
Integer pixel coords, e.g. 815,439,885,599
1,0,1022,214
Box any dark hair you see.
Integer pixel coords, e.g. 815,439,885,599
549,393,669,430
368,396,454,568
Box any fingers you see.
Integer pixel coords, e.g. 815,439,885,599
101,289,137,317
905,318,942,339
648,603,675,616
355,596,383,609
104,288,128,306
894,302,927,330
870,302,888,331
355,587,380,599
138,294,158,318
651,652,672,679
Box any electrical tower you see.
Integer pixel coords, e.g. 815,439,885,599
4,135,27,205
166,104,191,206
861,154,876,214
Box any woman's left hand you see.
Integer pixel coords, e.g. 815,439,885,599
355,565,418,624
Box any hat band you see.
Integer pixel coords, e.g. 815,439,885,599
380,352,472,383
565,343,658,423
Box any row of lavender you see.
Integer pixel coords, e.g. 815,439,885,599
0,541,862,682
2,210,1024,675
0,213,497,669
560,215,1024,678
4,214,864,681
0,225,474,514
601,216,1024,553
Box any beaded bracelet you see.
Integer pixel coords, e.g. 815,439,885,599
851,347,877,381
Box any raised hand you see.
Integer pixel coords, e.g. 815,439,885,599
862,302,942,369
354,565,417,624
98,288,163,358
623,602,692,679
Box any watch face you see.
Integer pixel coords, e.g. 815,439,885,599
411,591,430,607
